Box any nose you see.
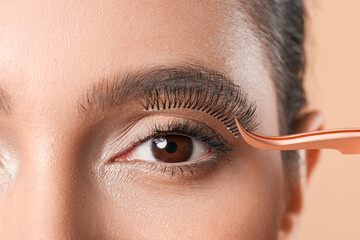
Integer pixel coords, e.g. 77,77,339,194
0,130,96,239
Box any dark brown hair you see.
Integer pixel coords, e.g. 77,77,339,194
243,0,307,172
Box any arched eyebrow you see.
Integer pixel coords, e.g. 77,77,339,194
77,62,259,135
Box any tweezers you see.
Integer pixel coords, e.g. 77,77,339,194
234,117,360,154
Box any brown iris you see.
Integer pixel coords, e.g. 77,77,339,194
151,135,194,163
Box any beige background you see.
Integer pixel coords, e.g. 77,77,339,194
300,1,360,239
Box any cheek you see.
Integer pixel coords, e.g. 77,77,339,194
95,150,284,239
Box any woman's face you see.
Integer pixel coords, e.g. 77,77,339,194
0,1,315,239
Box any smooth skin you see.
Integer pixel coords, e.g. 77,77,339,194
0,1,323,239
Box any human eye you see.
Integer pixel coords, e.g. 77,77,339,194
109,118,233,180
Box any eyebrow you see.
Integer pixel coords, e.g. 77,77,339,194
0,86,12,118
77,62,259,135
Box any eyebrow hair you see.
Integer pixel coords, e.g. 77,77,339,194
0,86,12,117
77,62,259,135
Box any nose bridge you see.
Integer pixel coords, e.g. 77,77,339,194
0,127,88,239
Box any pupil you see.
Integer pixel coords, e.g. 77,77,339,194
166,142,177,153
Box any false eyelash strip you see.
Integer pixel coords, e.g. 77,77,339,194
133,65,260,136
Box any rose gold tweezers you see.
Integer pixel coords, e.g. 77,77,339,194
234,117,360,154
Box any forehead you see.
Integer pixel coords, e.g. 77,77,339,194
0,0,277,134
0,1,262,78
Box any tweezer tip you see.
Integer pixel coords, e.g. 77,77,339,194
234,117,244,135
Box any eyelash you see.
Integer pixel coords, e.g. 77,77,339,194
135,65,260,136
111,120,233,180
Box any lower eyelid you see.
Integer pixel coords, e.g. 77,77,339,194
110,151,232,183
